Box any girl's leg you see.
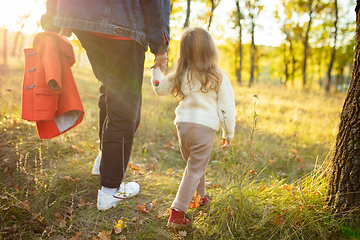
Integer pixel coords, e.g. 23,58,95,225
172,123,215,212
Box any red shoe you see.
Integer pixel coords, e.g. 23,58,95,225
200,195,210,206
167,208,191,229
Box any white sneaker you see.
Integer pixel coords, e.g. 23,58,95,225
97,182,140,211
92,151,101,175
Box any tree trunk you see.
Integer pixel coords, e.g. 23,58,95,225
302,5,313,87
184,0,191,29
290,41,296,86
236,0,243,84
249,20,255,87
325,0,338,94
207,0,215,30
326,2,360,216
283,44,289,86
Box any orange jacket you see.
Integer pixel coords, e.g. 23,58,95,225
22,31,84,139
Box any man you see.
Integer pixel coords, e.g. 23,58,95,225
41,0,170,210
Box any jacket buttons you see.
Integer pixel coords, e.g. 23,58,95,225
114,28,122,35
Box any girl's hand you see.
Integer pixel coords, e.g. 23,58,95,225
221,139,231,148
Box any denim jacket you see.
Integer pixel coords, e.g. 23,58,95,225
52,0,170,54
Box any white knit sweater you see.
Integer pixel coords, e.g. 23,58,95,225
151,68,235,139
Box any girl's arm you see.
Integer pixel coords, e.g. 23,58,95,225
217,73,236,147
151,67,173,96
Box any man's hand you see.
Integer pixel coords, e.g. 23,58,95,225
60,27,72,37
152,53,168,72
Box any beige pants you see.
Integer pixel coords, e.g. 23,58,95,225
172,122,216,212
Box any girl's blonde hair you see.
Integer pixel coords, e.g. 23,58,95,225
169,27,223,100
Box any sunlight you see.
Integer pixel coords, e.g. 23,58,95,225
1,0,45,33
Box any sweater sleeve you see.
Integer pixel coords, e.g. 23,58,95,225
217,73,236,140
151,67,173,96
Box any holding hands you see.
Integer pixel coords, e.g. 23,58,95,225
152,53,168,72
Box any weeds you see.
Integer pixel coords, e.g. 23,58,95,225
0,63,356,239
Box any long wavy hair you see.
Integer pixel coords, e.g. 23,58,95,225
169,27,223,100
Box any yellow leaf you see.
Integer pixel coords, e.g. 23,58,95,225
188,191,201,209
114,218,126,234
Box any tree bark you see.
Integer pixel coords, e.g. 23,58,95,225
235,0,243,84
184,0,191,29
283,44,289,86
326,1,360,216
207,0,215,30
249,20,255,87
325,0,338,93
302,2,314,87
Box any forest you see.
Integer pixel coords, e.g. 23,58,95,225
0,0,356,91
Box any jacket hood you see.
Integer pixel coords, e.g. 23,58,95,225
33,31,75,66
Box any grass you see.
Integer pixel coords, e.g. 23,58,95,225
0,61,359,239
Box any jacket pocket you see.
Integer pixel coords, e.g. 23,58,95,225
35,88,59,111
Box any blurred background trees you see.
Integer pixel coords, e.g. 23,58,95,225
0,0,356,92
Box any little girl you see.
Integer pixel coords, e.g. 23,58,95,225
151,27,235,229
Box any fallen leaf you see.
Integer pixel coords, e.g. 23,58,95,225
97,230,111,240
78,199,87,208
55,213,66,228
188,191,201,209
274,215,285,226
282,184,291,191
114,218,126,234
136,203,149,213
131,216,137,222
69,231,81,240
296,157,305,163
211,184,221,189
163,141,173,148
290,148,298,155
151,199,157,208
61,176,74,182
178,230,187,237
128,163,139,171
3,224,16,233
155,210,167,218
